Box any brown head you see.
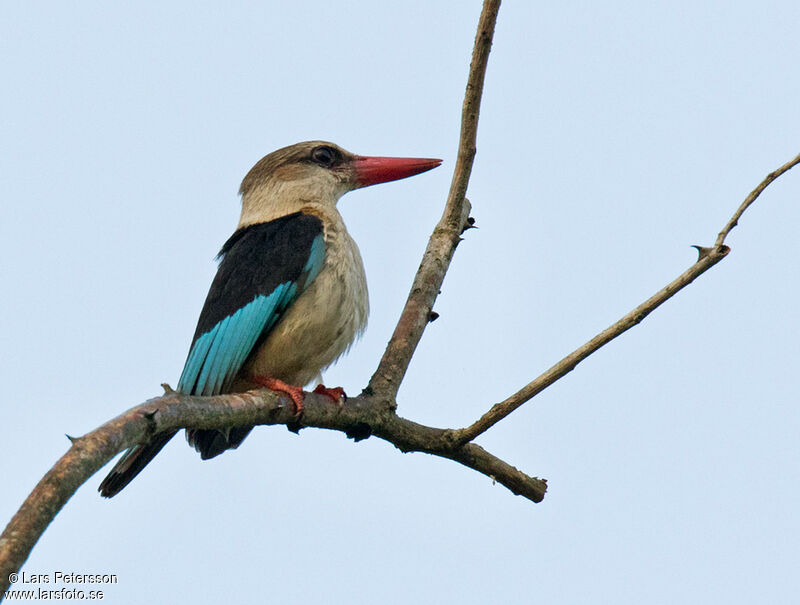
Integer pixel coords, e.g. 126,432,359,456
237,141,441,227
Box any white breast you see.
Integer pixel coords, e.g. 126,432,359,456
240,208,369,388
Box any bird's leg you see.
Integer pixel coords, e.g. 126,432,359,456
313,384,347,404
251,376,305,415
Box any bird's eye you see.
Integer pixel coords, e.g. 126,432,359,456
311,146,337,167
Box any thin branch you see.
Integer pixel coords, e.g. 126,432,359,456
367,0,501,401
454,248,729,444
0,389,545,591
715,151,800,247
455,152,800,444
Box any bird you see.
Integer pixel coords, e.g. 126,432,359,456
98,141,441,497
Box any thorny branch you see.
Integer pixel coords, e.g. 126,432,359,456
366,0,501,401
452,150,800,445
1,0,798,597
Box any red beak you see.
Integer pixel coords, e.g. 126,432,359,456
353,155,442,188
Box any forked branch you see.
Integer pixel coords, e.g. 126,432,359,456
0,0,506,592
2,0,798,597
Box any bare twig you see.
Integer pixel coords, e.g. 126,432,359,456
0,389,545,591
715,152,800,247
453,248,729,444
367,0,501,401
454,152,800,445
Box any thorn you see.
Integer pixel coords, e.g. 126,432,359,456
286,422,303,435
161,383,175,394
461,216,477,233
345,422,372,442
428,311,440,323
692,244,730,261
691,245,713,261
65,434,78,444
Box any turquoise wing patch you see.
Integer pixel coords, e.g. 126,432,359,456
177,233,325,396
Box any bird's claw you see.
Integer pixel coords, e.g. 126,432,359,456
252,376,305,416
313,384,347,406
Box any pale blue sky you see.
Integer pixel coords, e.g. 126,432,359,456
2,2,799,603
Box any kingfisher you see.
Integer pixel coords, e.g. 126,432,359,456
98,141,441,497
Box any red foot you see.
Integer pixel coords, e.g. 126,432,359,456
313,384,347,404
252,376,305,415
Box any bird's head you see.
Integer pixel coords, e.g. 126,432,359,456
237,141,441,227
